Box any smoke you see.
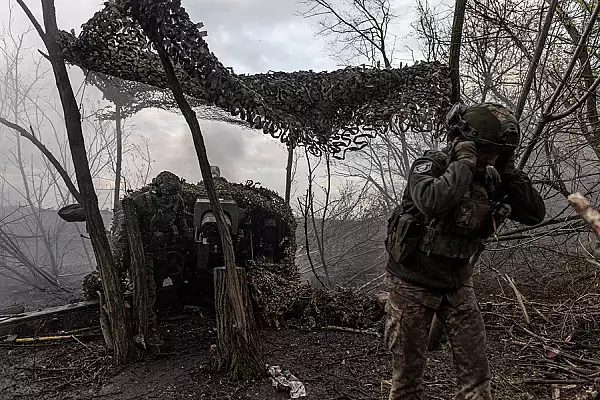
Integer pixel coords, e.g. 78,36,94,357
130,108,290,195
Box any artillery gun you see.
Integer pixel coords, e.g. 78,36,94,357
78,168,300,324
171,170,295,304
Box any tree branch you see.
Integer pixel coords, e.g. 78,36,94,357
0,116,82,203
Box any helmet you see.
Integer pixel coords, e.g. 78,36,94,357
446,102,520,152
210,165,221,178
153,171,182,195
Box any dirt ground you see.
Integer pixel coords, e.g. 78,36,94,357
2,259,600,400
1,300,599,400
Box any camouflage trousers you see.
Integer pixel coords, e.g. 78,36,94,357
384,274,492,400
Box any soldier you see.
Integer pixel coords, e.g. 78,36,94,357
383,103,545,399
113,171,190,351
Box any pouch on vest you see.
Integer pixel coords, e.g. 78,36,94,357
419,224,482,259
385,208,422,264
447,197,495,237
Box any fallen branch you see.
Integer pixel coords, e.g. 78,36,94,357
325,325,381,337
505,274,531,326
523,378,600,384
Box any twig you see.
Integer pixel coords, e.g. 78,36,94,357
92,391,123,399
0,343,61,348
523,378,599,384
357,273,385,292
512,340,600,367
505,274,531,326
529,303,551,324
513,323,545,342
71,335,92,352
16,366,76,372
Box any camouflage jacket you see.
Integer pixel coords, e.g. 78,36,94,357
387,149,545,292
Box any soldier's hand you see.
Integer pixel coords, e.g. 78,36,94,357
454,140,478,167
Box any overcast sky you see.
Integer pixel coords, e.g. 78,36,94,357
0,0,435,210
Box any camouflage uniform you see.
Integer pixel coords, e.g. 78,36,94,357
113,171,190,349
384,103,546,399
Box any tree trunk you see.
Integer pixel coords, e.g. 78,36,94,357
284,143,294,205
18,0,138,364
449,0,467,103
214,267,263,379
130,0,265,378
515,0,559,119
114,102,123,211
122,197,148,351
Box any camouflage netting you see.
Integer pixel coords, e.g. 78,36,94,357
181,178,297,260
81,176,301,324
68,0,448,329
87,70,251,128
85,174,384,330
59,0,452,157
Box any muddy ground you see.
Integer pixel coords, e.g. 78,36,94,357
1,256,600,400
1,293,599,400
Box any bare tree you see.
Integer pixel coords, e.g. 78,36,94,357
297,149,388,289
16,0,138,364
298,0,447,291
0,6,85,291
412,0,450,63
300,0,398,68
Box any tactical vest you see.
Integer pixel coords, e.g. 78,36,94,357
418,179,493,259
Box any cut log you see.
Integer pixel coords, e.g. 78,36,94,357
214,267,264,380
0,300,98,336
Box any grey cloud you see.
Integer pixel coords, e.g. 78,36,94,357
130,109,290,196
184,0,339,73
